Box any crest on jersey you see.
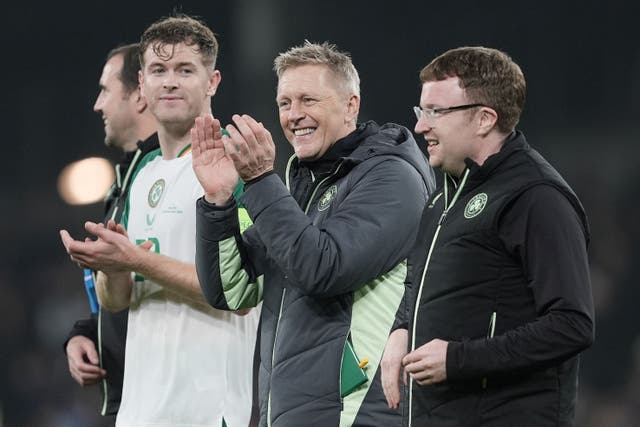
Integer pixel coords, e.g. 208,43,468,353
148,179,165,208
464,193,488,219
318,185,337,211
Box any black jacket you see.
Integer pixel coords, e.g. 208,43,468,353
64,133,159,416
402,131,594,426
196,121,435,426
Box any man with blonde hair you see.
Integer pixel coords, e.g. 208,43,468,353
191,41,435,426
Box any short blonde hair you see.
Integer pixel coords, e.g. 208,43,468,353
274,40,360,97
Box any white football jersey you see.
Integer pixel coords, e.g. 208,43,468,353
116,148,259,427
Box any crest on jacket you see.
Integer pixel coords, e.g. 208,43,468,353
318,185,337,211
464,193,488,219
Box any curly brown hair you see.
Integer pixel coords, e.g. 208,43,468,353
420,47,526,133
139,14,218,69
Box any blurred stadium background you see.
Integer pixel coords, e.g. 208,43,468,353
1,1,638,425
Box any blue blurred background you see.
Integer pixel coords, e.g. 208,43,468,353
1,1,638,425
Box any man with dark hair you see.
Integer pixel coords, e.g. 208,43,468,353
61,16,258,427
382,46,594,426
191,41,435,426
64,42,157,418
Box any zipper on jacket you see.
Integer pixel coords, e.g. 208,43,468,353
338,333,351,409
267,157,344,426
96,148,143,416
109,148,143,222
407,169,469,427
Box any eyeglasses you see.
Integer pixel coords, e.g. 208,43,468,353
413,103,487,123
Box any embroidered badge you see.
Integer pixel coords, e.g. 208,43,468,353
464,193,488,219
148,179,165,208
318,185,337,211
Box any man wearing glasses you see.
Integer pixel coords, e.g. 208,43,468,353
381,47,594,426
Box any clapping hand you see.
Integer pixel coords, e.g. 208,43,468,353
191,114,240,205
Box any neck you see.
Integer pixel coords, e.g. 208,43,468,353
121,113,158,153
157,104,212,159
120,139,139,153
157,124,192,160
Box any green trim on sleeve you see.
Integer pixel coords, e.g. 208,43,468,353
218,236,264,309
339,260,407,427
237,208,252,233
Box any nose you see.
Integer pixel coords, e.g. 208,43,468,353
414,115,432,134
93,91,104,113
162,70,178,90
287,101,305,124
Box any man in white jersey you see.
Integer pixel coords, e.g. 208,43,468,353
60,15,258,427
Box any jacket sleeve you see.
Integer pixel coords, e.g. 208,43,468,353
195,198,266,310
446,185,595,379
392,259,415,331
63,316,98,353
240,158,428,297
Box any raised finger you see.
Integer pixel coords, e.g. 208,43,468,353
85,221,115,241
191,117,204,156
231,114,260,153
60,230,73,251
203,115,215,147
209,116,224,148
241,115,270,147
190,126,200,156
223,123,249,162
195,116,206,150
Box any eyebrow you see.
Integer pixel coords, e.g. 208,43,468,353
148,60,197,67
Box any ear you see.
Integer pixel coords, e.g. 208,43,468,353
207,69,222,97
131,87,147,114
477,106,498,136
345,94,360,124
138,70,146,99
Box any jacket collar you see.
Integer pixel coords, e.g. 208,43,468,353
463,131,529,185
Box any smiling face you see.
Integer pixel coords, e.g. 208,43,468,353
93,54,138,150
276,64,359,161
415,76,482,177
139,42,220,130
